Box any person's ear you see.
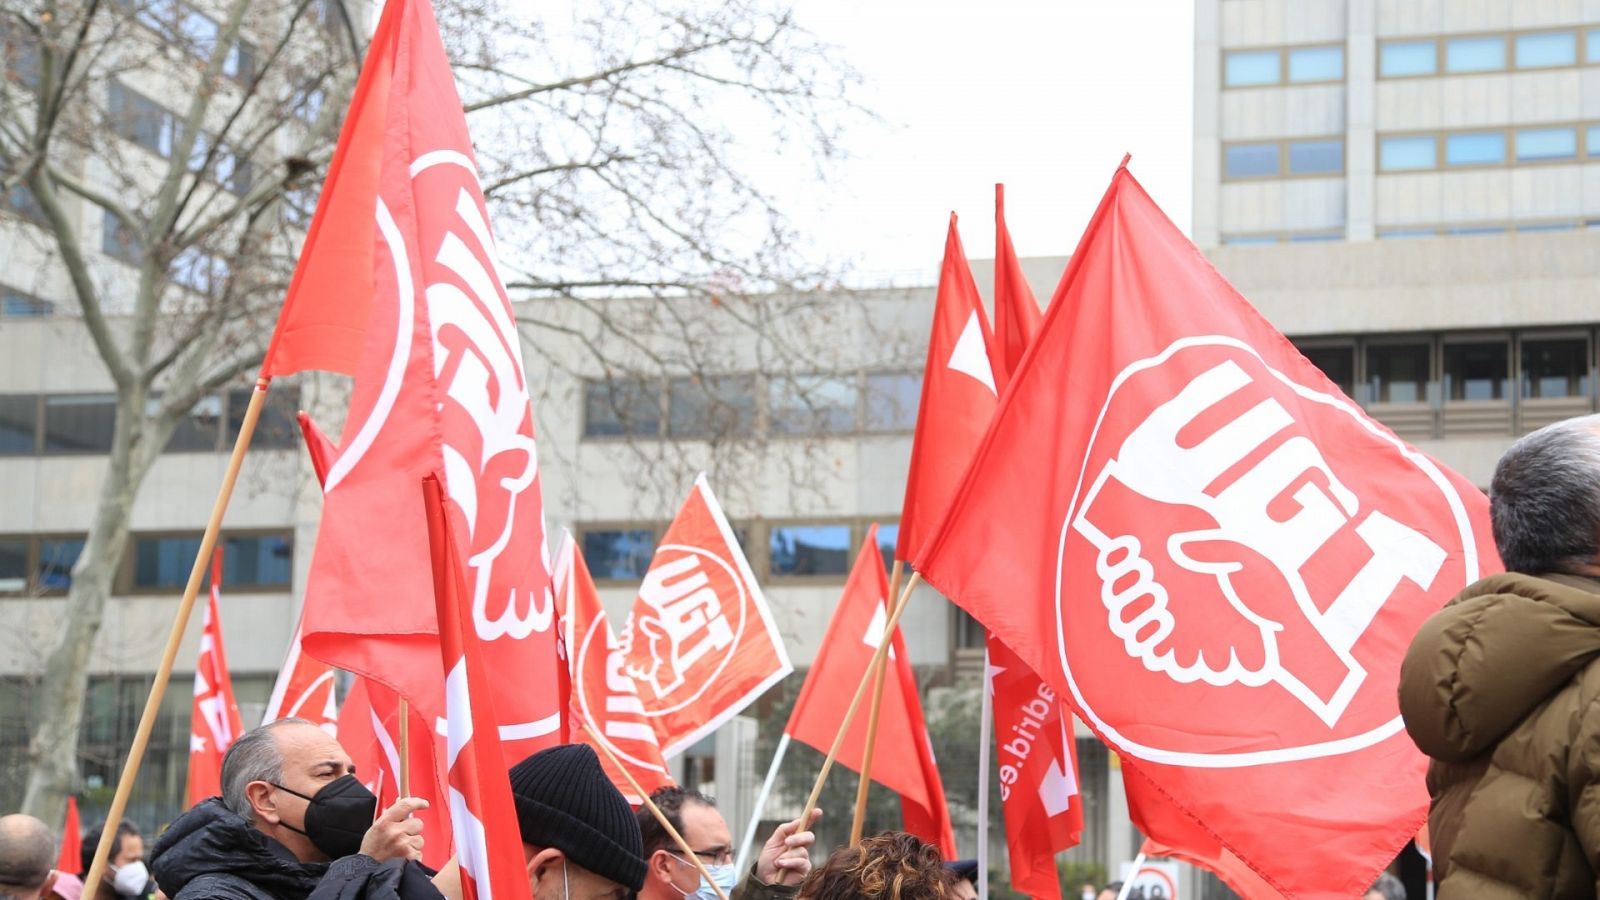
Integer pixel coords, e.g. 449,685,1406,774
38,870,58,900
528,848,564,887
649,849,678,885
245,781,281,825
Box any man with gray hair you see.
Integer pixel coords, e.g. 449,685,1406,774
1362,873,1405,900
0,815,57,900
149,718,428,900
1401,414,1600,898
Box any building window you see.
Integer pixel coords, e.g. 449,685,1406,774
4,183,48,226
1515,31,1576,68
1521,338,1589,399
863,373,919,433
583,379,662,438
1223,143,1279,179
1516,127,1577,162
1589,29,1600,64
171,247,230,294
1380,41,1437,77
1287,139,1343,175
1444,132,1506,166
952,606,984,650
134,535,202,589
0,540,25,593
291,85,327,124
1516,221,1577,233
1,289,53,317
769,375,859,436
1377,228,1439,239
226,386,300,450
1379,136,1436,171
0,396,36,455
165,395,222,452
1288,46,1343,83
874,523,900,573
102,214,142,264
1298,346,1355,398
1445,36,1506,73
108,82,251,195
37,538,84,592
221,534,293,587
667,375,756,439
43,394,117,453
2,22,43,90
1587,126,1600,155
1221,234,1279,246
1224,50,1279,87
1446,224,1507,236
581,529,655,581
114,0,256,85
768,523,852,577
1367,344,1431,404
1443,342,1508,401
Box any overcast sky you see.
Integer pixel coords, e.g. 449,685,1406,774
777,0,1196,285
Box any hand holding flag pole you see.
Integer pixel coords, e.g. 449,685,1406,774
578,720,730,900
848,558,904,845
782,571,923,884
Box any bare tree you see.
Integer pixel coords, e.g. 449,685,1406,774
2,0,865,824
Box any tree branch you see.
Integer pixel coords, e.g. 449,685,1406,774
462,36,738,114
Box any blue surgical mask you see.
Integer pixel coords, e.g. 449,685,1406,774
670,856,738,900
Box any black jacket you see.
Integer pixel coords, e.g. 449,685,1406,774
151,799,414,900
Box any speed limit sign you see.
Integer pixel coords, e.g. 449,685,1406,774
1117,860,1179,900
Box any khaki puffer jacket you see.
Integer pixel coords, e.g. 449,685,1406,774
1400,572,1600,899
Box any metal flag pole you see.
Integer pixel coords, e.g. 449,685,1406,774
976,646,993,900
735,733,791,876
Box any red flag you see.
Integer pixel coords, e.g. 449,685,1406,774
286,0,562,770
914,165,1497,899
617,475,792,755
338,677,453,869
1125,766,1280,898
895,215,998,563
553,534,673,803
187,550,242,805
425,474,536,900
58,796,81,874
988,636,1082,900
992,184,1041,392
785,528,956,857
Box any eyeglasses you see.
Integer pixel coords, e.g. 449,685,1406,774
677,848,734,867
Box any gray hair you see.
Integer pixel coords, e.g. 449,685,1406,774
221,717,312,821
0,814,55,898
1367,873,1406,900
1490,414,1600,575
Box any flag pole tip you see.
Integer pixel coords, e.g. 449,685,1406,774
1119,153,1133,169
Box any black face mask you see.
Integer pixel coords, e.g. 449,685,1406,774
272,774,378,860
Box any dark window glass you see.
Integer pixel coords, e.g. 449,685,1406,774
875,523,899,573
227,386,299,450
165,395,222,452
108,81,173,156
582,529,655,580
953,606,985,650
37,538,84,591
1287,139,1343,175
1367,344,1431,403
0,395,37,454
769,376,859,435
1443,342,1509,401
768,524,851,577
4,183,47,226
223,40,256,84
863,373,920,432
1224,143,1279,178
135,535,203,589
1298,346,1355,398
2,23,42,90
0,540,26,593
583,379,661,437
102,214,141,264
1521,338,1589,399
667,375,756,439
223,534,293,586
43,394,117,453
2,290,53,316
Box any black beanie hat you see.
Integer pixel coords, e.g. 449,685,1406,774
508,744,646,891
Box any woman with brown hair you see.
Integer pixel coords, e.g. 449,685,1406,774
796,833,956,900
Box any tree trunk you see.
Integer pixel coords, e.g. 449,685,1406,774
20,395,161,828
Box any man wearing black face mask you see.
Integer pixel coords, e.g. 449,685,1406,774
150,719,430,900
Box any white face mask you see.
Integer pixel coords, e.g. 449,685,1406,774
669,856,737,900
1081,892,1096,900
111,861,148,898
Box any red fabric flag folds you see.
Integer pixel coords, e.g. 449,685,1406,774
187,551,242,805
915,165,1498,899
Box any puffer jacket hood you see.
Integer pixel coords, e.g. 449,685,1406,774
151,798,329,899
1401,572,1600,761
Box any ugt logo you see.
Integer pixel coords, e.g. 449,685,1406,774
622,546,744,711
1058,337,1483,765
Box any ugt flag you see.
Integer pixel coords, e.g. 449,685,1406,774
263,0,562,768
187,550,242,805
618,474,791,756
553,533,673,802
915,164,1497,899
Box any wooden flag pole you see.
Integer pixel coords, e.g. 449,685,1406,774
81,378,272,897
780,571,923,885
579,720,729,900
398,698,411,796
848,558,904,845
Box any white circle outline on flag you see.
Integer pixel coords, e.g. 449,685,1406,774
574,616,671,773
1054,334,1480,768
634,543,748,715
